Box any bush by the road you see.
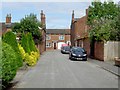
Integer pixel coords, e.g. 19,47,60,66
24,51,40,66
2,31,23,67
20,32,40,66
0,42,18,88
18,44,26,60
21,33,31,54
27,33,37,52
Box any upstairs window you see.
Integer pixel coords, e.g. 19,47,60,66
59,35,64,40
46,35,51,40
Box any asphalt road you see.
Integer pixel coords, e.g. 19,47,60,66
14,50,118,88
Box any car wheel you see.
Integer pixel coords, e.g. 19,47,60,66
69,56,71,59
69,55,71,60
84,58,87,61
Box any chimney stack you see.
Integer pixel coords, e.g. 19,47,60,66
41,10,46,27
72,10,74,23
86,8,89,16
6,14,11,23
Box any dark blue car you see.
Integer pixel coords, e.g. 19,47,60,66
69,47,87,61
61,46,70,54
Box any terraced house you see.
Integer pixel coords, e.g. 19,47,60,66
46,29,71,50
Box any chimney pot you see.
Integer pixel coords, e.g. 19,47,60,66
86,9,88,16
6,14,11,23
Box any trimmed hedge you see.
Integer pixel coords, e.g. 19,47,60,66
27,33,37,52
21,33,31,54
2,31,23,67
19,33,40,66
1,42,18,87
24,51,40,66
21,33,37,54
18,44,26,60
0,38,2,87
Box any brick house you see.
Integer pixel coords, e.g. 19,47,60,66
0,14,13,36
46,29,71,50
70,9,90,56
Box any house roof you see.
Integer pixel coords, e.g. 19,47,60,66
74,18,80,21
46,29,70,34
0,22,15,34
0,22,15,28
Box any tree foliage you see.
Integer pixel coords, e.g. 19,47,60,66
12,13,42,44
21,33,31,54
21,33,37,54
1,42,18,88
2,31,23,67
87,1,119,41
27,33,37,52
114,5,120,41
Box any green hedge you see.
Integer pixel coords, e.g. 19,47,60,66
2,31,23,67
21,33,31,54
0,42,18,88
21,33,37,54
27,33,37,52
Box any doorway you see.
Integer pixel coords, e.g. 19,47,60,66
54,43,57,49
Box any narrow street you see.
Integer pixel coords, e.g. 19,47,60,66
13,50,118,88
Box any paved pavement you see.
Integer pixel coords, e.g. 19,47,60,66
88,58,120,77
12,50,118,88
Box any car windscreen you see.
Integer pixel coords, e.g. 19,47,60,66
72,48,85,53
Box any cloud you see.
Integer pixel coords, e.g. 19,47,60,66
2,0,120,3
2,0,92,2
2,2,34,10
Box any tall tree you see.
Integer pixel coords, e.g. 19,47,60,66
12,13,42,44
87,1,119,41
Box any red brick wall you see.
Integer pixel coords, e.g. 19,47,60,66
83,38,90,56
77,16,87,38
71,22,76,46
65,35,70,42
71,15,89,47
94,42,104,61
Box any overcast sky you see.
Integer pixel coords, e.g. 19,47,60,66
1,0,119,29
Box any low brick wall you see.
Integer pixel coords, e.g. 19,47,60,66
94,42,104,61
83,38,90,57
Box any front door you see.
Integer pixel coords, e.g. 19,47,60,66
54,43,57,49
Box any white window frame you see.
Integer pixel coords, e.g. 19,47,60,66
46,42,51,47
46,35,51,40
59,35,64,40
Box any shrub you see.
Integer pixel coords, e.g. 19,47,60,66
2,31,23,67
24,51,39,66
20,32,40,66
1,42,18,87
18,44,26,60
31,51,40,60
21,33,31,54
27,33,37,52
24,53,36,66
0,38,2,83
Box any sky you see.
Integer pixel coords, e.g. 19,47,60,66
1,0,120,29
